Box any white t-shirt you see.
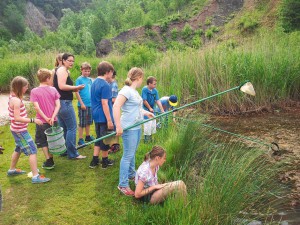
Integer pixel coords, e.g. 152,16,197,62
118,85,143,130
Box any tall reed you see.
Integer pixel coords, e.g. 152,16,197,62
123,122,287,224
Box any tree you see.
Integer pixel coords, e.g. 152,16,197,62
89,9,108,44
3,4,25,37
280,0,300,32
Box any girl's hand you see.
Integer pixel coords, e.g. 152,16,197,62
145,111,154,118
75,84,85,92
115,126,123,136
34,118,43,125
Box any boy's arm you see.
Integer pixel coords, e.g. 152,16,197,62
50,99,61,126
33,102,50,123
101,99,114,130
156,100,165,113
75,92,86,110
143,100,153,112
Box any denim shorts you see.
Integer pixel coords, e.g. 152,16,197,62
35,122,58,148
11,130,37,155
78,107,93,127
95,123,110,151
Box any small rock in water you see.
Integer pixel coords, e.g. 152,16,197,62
247,220,262,225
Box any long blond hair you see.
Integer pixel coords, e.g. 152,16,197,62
10,76,29,99
125,67,144,86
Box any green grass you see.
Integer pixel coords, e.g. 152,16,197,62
0,110,288,224
1,29,299,114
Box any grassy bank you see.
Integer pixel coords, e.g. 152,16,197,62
0,109,288,224
0,30,299,113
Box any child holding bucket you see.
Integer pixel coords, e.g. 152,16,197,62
141,76,164,143
7,76,50,183
30,69,61,169
75,62,95,146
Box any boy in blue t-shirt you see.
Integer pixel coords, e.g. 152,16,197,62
75,62,94,146
90,61,115,169
141,76,164,143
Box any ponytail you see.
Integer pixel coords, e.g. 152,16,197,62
144,145,166,161
125,67,144,86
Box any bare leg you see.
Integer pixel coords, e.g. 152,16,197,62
101,150,108,158
42,147,50,159
85,125,90,137
9,152,21,170
78,126,83,139
29,154,39,177
93,146,101,157
150,180,187,204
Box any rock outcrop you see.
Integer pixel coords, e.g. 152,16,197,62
96,0,244,57
25,1,59,36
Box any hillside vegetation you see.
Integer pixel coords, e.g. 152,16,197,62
0,0,299,113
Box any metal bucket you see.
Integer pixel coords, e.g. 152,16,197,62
44,126,66,155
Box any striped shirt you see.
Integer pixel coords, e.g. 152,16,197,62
8,95,28,132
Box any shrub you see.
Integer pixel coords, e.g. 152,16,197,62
195,28,204,36
160,21,169,33
191,36,202,49
171,28,178,40
205,17,212,26
144,18,153,30
205,29,213,39
238,14,259,32
124,44,157,69
182,23,193,39
279,0,300,32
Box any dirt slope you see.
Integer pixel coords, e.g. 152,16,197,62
96,0,245,56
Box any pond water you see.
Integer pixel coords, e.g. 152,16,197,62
208,108,300,224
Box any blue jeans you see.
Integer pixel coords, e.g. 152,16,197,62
119,129,141,187
57,100,79,159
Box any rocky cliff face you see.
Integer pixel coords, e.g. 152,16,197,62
25,1,59,36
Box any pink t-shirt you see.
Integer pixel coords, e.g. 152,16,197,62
30,86,60,123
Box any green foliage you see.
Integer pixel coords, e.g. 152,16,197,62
144,18,153,30
90,9,108,44
279,0,300,32
210,25,219,33
205,29,213,39
205,17,212,26
124,44,157,69
181,23,193,39
195,28,204,36
160,21,169,33
166,41,187,51
191,35,202,48
238,13,259,32
171,28,178,40
3,3,26,37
